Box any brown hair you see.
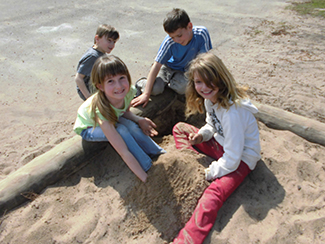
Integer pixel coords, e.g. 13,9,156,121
94,24,119,44
90,54,131,126
163,8,190,33
185,52,248,116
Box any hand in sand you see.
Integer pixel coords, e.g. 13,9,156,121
138,117,158,137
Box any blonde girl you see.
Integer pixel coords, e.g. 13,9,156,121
172,52,261,243
74,54,165,183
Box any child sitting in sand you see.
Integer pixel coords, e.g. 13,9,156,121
73,54,165,183
171,52,261,243
131,8,212,108
75,24,119,100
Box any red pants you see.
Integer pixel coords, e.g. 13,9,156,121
172,122,251,244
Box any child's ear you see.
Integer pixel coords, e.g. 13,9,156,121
187,22,193,30
96,83,104,91
94,34,100,43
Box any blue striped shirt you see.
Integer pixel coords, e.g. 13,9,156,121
155,26,212,72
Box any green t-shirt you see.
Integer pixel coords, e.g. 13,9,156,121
73,85,136,135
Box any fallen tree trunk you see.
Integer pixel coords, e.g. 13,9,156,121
253,101,325,147
130,87,179,135
0,136,108,215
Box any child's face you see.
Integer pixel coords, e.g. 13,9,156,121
95,35,117,54
193,72,218,104
97,74,130,107
168,22,193,46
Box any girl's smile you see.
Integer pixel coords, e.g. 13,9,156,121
114,88,126,94
201,90,214,95
193,72,218,104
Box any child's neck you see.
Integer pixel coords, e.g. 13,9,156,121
93,44,104,53
209,98,218,105
187,32,194,45
109,98,125,109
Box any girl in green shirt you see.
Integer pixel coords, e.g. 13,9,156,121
74,55,165,182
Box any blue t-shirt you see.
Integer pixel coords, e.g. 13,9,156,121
155,26,212,72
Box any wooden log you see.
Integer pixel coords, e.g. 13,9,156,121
131,88,178,119
253,101,325,147
131,87,179,135
0,136,109,215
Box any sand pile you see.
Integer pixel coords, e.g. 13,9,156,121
123,136,210,241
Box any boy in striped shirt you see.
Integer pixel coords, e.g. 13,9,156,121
131,8,212,108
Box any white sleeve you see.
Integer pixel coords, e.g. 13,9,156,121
198,122,215,142
205,110,245,180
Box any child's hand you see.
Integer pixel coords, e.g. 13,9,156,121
131,93,150,108
138,117,158,137
188,133,203,145
140,173,148,183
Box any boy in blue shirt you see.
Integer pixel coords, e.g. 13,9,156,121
75,24,119,100
131,8,212,107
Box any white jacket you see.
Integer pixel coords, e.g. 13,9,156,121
198,99,261,180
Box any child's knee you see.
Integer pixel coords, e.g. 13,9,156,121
151,77,166,95
128,121,142,132
169,76,187,95
116,124,129,135
173,122,188,133
120,118,140,131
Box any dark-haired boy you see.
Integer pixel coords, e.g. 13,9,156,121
75,24,119,100
131,8,212,107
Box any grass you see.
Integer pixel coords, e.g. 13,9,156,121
288,0,325,18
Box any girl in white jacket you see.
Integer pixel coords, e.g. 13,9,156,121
172,52,261,244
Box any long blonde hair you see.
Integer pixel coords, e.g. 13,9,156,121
90,54,131,126
185,52,248,116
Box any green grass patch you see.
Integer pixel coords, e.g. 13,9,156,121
288,0,325,18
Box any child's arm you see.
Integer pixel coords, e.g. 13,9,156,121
75,73,91,99
199,27,213,53
198,123,216,142
123,109,158,137
204,112,245,180
131,61,162,108
99,119,148,182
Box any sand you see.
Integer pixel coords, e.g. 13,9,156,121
1,1,325,243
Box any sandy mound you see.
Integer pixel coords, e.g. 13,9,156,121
123,136,210,241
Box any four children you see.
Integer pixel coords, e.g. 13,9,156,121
73,7,261,243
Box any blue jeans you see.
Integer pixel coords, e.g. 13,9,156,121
80,117,165,171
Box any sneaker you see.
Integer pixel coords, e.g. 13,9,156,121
134,77,147,98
